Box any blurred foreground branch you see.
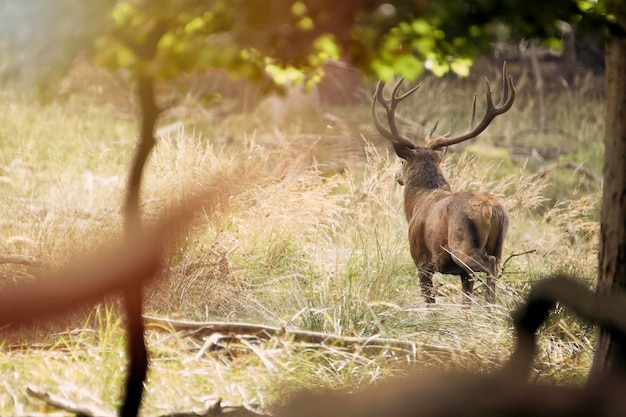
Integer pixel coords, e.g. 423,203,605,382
0,200,197,326
0,255,43,267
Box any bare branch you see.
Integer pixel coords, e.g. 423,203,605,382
502,249,538,272
26,386,114,417
144,316,491,363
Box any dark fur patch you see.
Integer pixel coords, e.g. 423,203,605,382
466,217,481,249
492,207,508,258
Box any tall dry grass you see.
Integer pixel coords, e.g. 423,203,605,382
0,67,603,414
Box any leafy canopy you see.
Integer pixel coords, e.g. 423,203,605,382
1,0,622,88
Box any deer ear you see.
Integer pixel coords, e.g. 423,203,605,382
392,142,416,160
434,147,446,161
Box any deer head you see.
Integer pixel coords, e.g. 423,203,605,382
372,63,515,187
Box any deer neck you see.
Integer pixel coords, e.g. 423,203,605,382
402,163,451,222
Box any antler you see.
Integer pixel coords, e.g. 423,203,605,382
371,78,421,157
425,62,516,150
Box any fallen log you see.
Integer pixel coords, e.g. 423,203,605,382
144,316,492,364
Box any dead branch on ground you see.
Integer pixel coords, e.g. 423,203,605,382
26,386,113,417
144,316,495,364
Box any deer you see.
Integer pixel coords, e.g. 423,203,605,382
371,63,515,304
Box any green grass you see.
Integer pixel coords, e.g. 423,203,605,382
0,65,603,415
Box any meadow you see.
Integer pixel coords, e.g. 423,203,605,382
0,63,603,415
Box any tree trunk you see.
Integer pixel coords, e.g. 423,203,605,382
119,76,159,417
560,23,577,86
529,40,547,133
590,33,626,375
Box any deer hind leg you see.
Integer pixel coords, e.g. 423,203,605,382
419,269,435,304
460,273,474,304
481,254,498,303
450,251,498,302
485,207,508,302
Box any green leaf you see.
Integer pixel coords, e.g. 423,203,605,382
372,60,396,81
426,55,449,77
185,16,206,34
392,54,424,80
450,58,472,77
542,37,563,51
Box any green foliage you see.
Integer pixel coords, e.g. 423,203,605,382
3,0,621,89
91,0,387,89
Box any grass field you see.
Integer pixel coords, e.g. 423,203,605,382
0,64,603,415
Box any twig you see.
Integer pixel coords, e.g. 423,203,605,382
26,386,114,417
502,249,537,271
157,398,267,417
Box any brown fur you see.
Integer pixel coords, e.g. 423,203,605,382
398,147,508,303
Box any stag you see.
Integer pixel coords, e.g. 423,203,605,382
372,64,515,303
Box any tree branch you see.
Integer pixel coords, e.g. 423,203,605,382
144,316,488,362
26,386,114,417
118,19,169,417
120,74,160,417
502,249,537,271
